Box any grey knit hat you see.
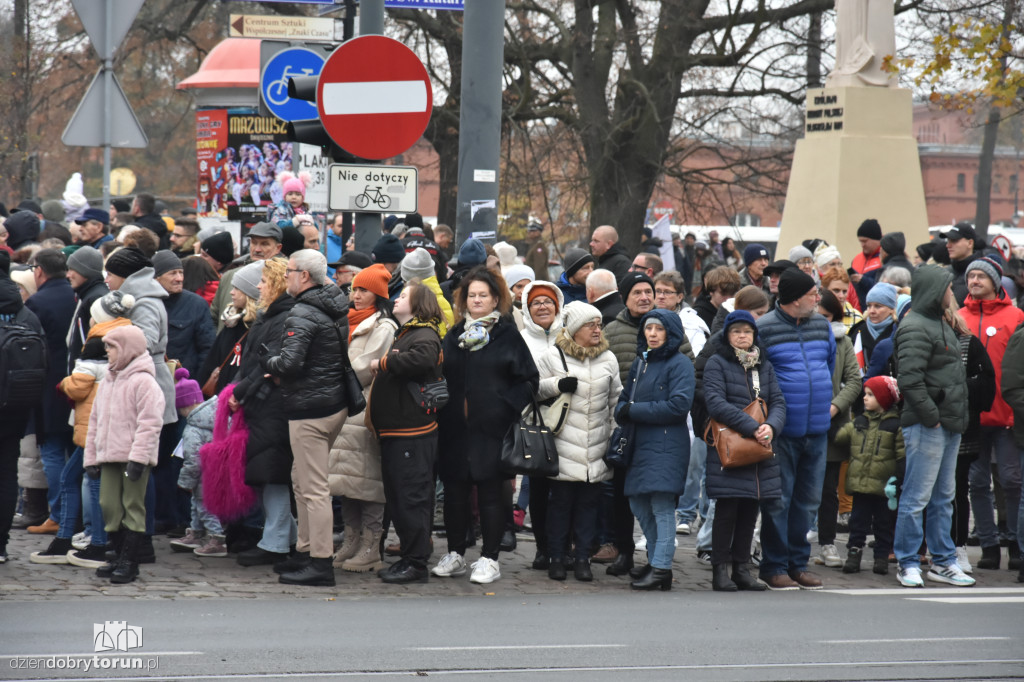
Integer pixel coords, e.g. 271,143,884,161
231,261,264,300
401,247,435,282
90,290,135,324
151,250,183,278
66,245,104,281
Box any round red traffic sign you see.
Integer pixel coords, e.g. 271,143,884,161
316,35,433,161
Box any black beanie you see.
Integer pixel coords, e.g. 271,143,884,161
105,247,152,278
857,219,883,241
777,268,817,305
280,226,306,256
201,231,234,266
880,231,906,256
618,272,654,301
563,247,595,279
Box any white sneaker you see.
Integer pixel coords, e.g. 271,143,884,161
817,544,842,568
469,557,501,584
71,532,91,551
955,546,973,574
636,535,647,551
927,562,976,587
897,565,924,588
806,529,818,544
431,551,467,577
676,521,691,535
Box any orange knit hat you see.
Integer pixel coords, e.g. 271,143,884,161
526,283,560,310
351,263,392,299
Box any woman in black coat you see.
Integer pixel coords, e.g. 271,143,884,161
229,258,298,568
196,261,263,395
433,267,538,585
702,310,786,592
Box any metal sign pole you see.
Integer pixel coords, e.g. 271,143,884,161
101,0,112,211
352,0,385,255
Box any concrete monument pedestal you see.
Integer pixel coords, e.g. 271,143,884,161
777,86,929,261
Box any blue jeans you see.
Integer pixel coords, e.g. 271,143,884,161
968,426,1021,549
258,484,297,554
696,499,715,552
629,492,677,569
677,437,707,523
894,424,961,569
57,447,85,539
39,432,74,522
758,434,827,578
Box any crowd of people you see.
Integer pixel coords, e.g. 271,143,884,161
2,185,1023,593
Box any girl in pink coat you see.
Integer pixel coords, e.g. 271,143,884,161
83,324,165,583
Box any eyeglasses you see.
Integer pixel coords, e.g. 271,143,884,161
654,289,679,297
285,268,304,275
529,298,555,309
581,321,602,330
629,265,647,272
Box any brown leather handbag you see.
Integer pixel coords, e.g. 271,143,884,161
703,369,774,469
202,330,249,398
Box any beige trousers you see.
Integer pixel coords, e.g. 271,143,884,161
289,409,347,558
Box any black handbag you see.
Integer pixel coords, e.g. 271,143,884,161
333,321,366,416
605,358,641,469
500,399,559,478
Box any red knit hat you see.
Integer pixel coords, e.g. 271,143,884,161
351,263,391,299
864,375,901,412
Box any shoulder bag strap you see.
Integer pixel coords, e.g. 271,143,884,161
557,346,569,373
217,328,250,372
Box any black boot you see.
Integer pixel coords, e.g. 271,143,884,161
712,564,738,592
548,560,567,581
278,556,336,586
273,550,310,575
96,531,125,578
531,552,550,570
574,560,593,582
732,562,766,591
843,546,863,574
136,535,156,564
1008,544,1021,570
238,546,289,567
499,528,517,552
605,552,634,576
976,545,1001,570
110,531,142,584
631,567,672,591
629,563,652,580
12,488,49,528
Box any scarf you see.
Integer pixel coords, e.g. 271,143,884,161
348,306,377,342
734,345,760,370
866,315,893,340
458,311,501,351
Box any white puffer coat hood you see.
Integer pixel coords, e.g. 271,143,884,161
520,280,565,359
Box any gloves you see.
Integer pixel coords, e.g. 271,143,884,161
85,465,101,480
126,461,145,482
885,475,898,511
616,403,631,424
557,376,578,394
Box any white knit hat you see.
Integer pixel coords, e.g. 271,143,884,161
90,291,135,324
562,301,602,337
814,245,842,271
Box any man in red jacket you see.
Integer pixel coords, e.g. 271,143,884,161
958,256,1024,572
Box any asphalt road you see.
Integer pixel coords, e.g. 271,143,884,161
3,587,1022,681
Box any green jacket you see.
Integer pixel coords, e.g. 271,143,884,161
1002,323,1024,448
604,307,693,383
827,330,863,463
835,408,905,496
894,265,967,433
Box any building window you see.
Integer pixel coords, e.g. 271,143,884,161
974,174,979,192
957,173,966,193
731,213,761,227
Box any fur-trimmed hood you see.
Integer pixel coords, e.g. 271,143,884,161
555,326,609,361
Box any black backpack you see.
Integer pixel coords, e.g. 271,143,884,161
0,319,47,409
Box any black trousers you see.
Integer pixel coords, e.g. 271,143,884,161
711,497,759,565
848,493,895,559
612,467,635,553
0,415,29,552
818,460,842,545
528,476,551,554
153,421,190,529
381,434,438,569
443,475,505,561
546,480,600,562
951,455,973,547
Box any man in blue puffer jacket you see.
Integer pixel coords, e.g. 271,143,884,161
756,268,836,590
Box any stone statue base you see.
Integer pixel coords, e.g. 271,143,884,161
777,86,929,265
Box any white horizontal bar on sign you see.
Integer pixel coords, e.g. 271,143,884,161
321,81,427,115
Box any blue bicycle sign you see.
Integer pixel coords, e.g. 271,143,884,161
260,48,325,122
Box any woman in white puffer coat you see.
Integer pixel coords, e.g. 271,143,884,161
534,301,622,582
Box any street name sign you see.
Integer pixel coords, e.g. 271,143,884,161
229,14,339,41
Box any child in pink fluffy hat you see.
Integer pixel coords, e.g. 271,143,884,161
268,170,313,228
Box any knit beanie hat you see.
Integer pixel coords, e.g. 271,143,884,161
90,290,135,324
404,212,424,229
231,261,264,300
504,263,535,289
865,282,898,310
66,245,104,281
723,309,759,340
563,247,595,279
5,211,40,250
965,256,1004,290
493,241,518,269
880,231,906,257
280,226,305,256
372,233,406,264
152,250,183,278
352,263,392,299
618,272,654,302
857,219,883,240
41,200,65,224
174,367,204,409
401,247,435,282
777,268,816,305
457,238,487,267
864,375,901,412
788,245,813,263
814,245,842,271
896,293,912,320
743,244,769,267
562,301,602,337
281,174,306,198
526,282,560,311
104,247,152,278
201,231,234,266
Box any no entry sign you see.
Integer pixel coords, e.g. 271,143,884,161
316,35,433,161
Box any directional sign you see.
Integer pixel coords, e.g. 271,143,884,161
385,0,464,8
329,164,418,213
261,48,325,123
317,35,432,160
72,0,145,60
62,70,148,148
230,14,338,41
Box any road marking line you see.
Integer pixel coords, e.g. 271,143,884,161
0,652,201,659
821,637,1011,644
411,645,626,652
322,82,427,115
907,596,1024,604
821,587,1024,596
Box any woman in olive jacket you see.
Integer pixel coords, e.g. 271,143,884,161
433,267,538,585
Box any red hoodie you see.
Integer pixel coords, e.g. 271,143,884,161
959,292,1024,427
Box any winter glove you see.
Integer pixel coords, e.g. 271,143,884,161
616,403,631,424
85,465,101,480
125,461,145,482
557,376,578,394
885,475,898,511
